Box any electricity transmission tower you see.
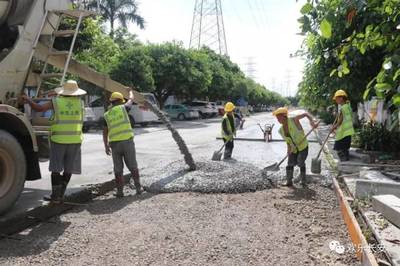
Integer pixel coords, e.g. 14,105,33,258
189,0,228,55
245,57,257,80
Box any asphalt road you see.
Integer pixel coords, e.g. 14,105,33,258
1,111,321,220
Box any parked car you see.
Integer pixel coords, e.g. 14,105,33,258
164,104,199,120
87,93,161,127
83,107,97,132
215,101,225,115
183,100,218,118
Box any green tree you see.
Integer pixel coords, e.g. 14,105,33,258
110,45,155,92
298,0,400,129
144,43,211,107
90,0,145,37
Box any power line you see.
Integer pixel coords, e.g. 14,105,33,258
246,0,261,30
253,0,269,30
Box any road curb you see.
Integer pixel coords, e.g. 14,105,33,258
313,127,378,266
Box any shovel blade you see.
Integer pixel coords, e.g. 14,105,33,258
212,151,222,161
263,163,279,172
311,158,321,174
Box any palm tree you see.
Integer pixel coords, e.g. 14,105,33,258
89,0,145,37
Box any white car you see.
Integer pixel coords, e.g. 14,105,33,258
87,93,161,127
184,100,218,118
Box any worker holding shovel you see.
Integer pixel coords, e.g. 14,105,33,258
221,102,236,159
332,90,355,161
273,107,318,187
103,90,143,197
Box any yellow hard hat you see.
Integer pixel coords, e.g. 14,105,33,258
333,89,348,100
110,92,125,102
272,107,288,116
224,102,235,112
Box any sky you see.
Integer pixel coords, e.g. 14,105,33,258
131,0,306,97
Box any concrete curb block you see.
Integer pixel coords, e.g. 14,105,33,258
372,195,400,228
355,180,400,199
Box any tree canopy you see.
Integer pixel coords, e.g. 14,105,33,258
297,0,400,128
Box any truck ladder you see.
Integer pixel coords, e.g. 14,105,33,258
33,8,96,97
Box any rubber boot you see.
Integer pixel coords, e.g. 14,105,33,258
60,173,72,200
299,167,307,187
344,150,350,161
115,176,124,198
223,147,231,159
283,166,294,187
337,151,347,162
44,172,62,202
48,185,63,206
130,169,143,195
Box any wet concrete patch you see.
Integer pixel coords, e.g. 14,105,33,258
142,159,282,193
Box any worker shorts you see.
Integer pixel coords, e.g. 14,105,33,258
49,142,82,174
334,135,351,151
110,138,138,177
287,146,308,168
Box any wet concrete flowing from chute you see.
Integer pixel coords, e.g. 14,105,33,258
147,101,197,171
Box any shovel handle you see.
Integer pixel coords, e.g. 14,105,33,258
276,154,289,167
315,116,338,159
277,123,319,167
218,136,233,152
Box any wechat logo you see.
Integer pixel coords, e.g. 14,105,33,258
329,240,345,254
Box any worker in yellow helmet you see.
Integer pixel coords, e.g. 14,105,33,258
273,107,317,187
103,90,143,197
221,102,236,159
332,90,355,161
23,80,86,203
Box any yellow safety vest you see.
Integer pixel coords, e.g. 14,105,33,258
104,105,134,142
279,118,308,153
221,114,235,141
336,103,355,141
50,96,84,144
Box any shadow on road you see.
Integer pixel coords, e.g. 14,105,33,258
145,169,188,192
83,192,155,216
0,217,70,259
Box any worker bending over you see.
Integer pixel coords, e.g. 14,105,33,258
103,90,143,197
23,80,86,203
332,90,354,161
221,102,236,159
273,107,317,187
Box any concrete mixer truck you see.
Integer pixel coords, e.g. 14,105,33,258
0,0,146,214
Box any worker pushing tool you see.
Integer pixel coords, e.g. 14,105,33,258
103,90,143,197
23,80,86,204
273,107,317,187
332,90,355,161
221,102,236,159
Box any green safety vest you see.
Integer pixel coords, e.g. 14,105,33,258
50,96,84,144
336,103,355,141
279,118,308,153
104,105,134,142
221,114,235,141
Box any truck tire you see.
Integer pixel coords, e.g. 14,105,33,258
0,130,26,215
